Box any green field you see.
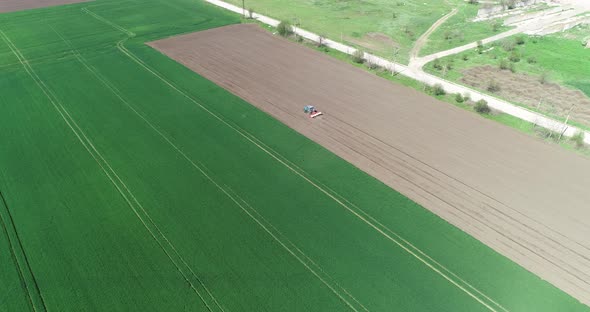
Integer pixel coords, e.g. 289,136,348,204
227,0,463,63
419,4,513,56
425,30,590,96
1,0,590,311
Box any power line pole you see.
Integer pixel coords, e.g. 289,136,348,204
242,0,246,17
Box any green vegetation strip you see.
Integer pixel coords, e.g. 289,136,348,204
0,0,588,311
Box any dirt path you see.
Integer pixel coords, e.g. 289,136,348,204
149,24,590,306
411,2,588,69
0,0,90,13
409,8,458,60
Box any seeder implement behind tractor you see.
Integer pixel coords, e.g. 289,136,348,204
304,105,323,118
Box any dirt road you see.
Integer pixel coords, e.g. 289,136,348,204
0,0,90,13
149,24,590,306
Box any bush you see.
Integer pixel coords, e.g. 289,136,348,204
248,8,254,19
352,50,364,64
476,40,484,54
455,93,465,103
527,56,537,64
365,61,378,70
463,93,471,102
475,99,491,114
499,59,509,70
502,40,516,51
539,72,549,84
509,51,520,62
433,58,443,70
277,21,293,37
571,131,586,149
487,80,501,93
492,21,502,32
509,63,516,73
433,83,446,96
515,36,525,45
462,54,469,61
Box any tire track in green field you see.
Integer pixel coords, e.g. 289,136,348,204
0,26,224,312
113,28,508,312
67,35,364,311
0,190,47,312
73,6,505,311
117,39,508,312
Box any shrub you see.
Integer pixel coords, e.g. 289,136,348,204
492,21,502,32
455,93,465,103
248,8,254,19
509,63,516,73
487,80,501,93
571,131,586,149
509,51,521,62
433,83,446,96
365,61,378,70
499,59,509,70
475,99,491,114
352,50,364,63
527,56,537,64
462,54,469,61
277,21,293,37
433,58,443,70
502,40,515,51
539,72,549,84
463,93,471,102
476,40,484,53
515,36,525,45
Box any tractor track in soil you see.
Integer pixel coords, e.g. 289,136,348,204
148,24,590,305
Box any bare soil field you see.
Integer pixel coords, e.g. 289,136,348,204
461,65,590,125
0,0,89,13
149,24,590,305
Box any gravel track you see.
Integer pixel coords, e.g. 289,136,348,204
149,24,590,306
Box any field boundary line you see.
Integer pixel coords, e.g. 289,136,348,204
48,23,226,312
234,127,512,312
0,190,45,312
82,39,363,310
1,25,223,312
79,7,502,310
117,37,502,311
224,185,370,312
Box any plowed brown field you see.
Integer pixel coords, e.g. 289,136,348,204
0,0,89,13
149,24,590,305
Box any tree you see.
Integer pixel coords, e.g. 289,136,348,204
433,84,446,96
277,21,293,37
352,50,364,64
571,131,586,149
475,99,491,114
455,93,465,103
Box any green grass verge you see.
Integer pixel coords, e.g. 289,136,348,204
225,0,467,63
424,31,590,129
419,3,513,56
0,0,589,311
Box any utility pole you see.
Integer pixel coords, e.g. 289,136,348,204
559,103,576,141
242,0,246,17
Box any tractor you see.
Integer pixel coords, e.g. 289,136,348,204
303,105,323,118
